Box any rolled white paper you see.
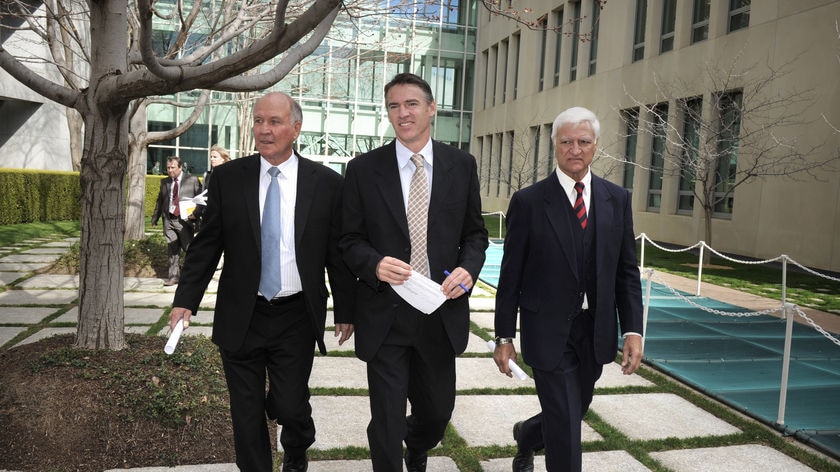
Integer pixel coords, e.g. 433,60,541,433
164,319,184,355
486,340,529,380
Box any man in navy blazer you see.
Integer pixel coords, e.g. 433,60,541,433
169,93,355,472
340,73,488,471
493,107,644,472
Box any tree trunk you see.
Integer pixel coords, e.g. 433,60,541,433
125,104,148,241
702,204,713,267
74,0,129,350
66,108,84,171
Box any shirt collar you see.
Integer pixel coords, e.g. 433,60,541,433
555,167,592,196
395,139,434,170
260,152,298,176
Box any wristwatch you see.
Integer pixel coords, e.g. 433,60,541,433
494,336,514,345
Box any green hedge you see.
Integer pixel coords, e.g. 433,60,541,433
0,169,168,225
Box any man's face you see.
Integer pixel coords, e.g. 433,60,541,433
554,122,597,181
386,83,436,151
253,94,301,164
166,161,182,179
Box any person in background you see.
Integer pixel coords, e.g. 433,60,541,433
168,92,355,472
493,106,644,472
340,73,488,472
151,156,202,286
194,145,231,231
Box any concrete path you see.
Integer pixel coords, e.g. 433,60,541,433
1,237,838,472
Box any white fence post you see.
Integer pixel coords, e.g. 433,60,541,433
696,242,705,296
777,302,796,426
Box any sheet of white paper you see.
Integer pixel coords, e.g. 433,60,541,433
178,199,197,217
164,319,184,355
390,271,447,314
486,340,529,380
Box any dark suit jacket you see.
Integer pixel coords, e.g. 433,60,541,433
340,140,488,362
151,172,202,226
494,173,643,370
173,153,355,354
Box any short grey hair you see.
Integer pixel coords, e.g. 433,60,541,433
551,106,601,143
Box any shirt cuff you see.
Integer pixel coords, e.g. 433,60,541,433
622,332,642,338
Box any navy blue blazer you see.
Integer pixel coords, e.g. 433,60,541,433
494,173,644,370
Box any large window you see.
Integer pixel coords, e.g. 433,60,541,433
728,0,750,33
588,0,600,76
553,8,563,87
538,15,548,91
512,33,521,99
500,39,509,103
621,108,639,192
678,98,702,213
714,91,742,216
660,0,676,53
569,1,580,82
544,123,555,176
632,0,647,62
647,103,668,211
531,125,541,184
691,0,711,44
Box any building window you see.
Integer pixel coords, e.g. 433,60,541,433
621,108,639,192
544,123,555,176
660,0,676,53
553,8,563,87
569,1,580,82
647,103,668,211
691,0,711,44
506,130,515,196
482,50,489,109
714,91,742,216
491,45,498,106
495,132,503,197
728,0,750,33
538,15,548,92
512,33,521,99
678,97,702,213
500,39,509,103
632,0,647,62
588,0,600,76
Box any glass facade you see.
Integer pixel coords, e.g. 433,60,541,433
147,0,478,176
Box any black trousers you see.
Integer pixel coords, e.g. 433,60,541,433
219,295,315,472
365,309,456,472
517,311,603,472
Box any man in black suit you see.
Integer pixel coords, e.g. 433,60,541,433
151,156,202,286
493,106,644,472
169,92,355,472
340,73,488,472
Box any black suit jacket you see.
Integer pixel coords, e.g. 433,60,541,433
173,153,355,354
494,173,643,370
340,140,488,362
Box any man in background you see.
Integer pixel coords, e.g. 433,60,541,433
151,156,202,286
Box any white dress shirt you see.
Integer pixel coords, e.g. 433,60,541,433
259,154,302,296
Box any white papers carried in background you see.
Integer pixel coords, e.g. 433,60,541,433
178,199,197,217
191,189,208,206
390,271,447,314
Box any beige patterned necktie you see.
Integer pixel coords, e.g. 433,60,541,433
407,154,429,277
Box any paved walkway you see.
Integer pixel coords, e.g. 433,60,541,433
1,237,839,472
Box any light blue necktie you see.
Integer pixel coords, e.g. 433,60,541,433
259,167,282,298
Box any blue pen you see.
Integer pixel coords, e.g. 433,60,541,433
443,270,470,293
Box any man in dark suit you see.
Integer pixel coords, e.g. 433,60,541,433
151,156,202,286
169,92,355,472
340,73,488,472
493,106,644,472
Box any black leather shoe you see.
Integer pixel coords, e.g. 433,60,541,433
404,447,428,472
282,453,308,472
512,421,534,472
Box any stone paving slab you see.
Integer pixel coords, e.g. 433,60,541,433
482,450,652,472
52,307,166,325
590,393,741,440
451,395,601,447
649,444,817,471
0,272,26,286
308,396,370,450
17,274,78,289
15,327,76,345
0,262,51,272
123,292,182,307
0,253,62,263
20,247,68,254
0,289,77,305
595,363,654,388
456,357,534,389
0,306,58,324
0,327,27,346
107,457,460,472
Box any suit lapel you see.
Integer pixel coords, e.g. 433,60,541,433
591,174,614,273
428,141,454,230
542,176,579,280
373,142,411,240
295,155,316,248
242,155,263,249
